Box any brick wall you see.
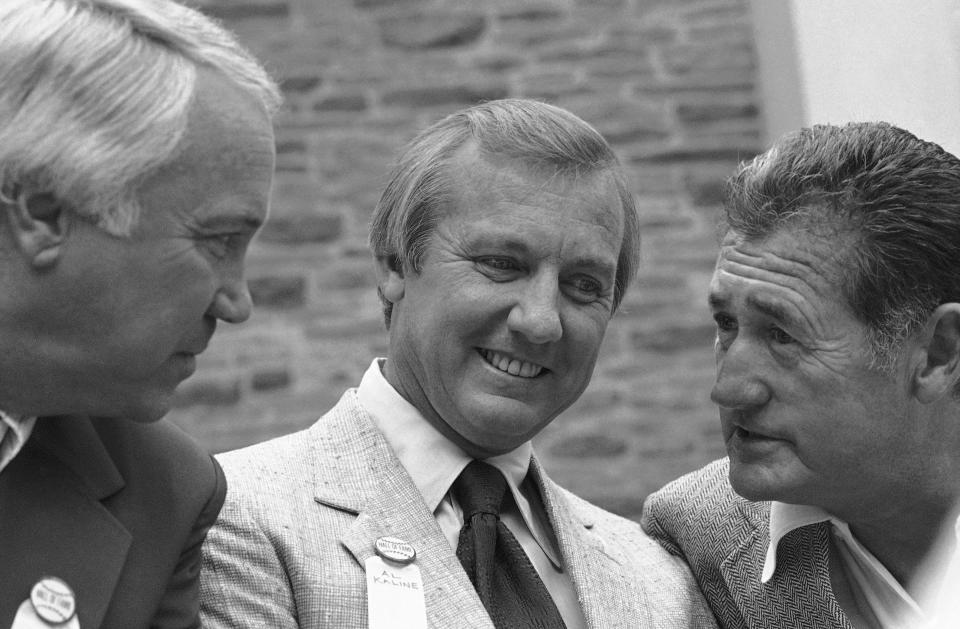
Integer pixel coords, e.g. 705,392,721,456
172,0,763,519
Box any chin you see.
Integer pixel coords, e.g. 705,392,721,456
117,394,173,424
727,460,783,502
457,424,534,459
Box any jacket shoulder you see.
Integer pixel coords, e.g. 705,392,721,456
545,482,720,628
642,458,767,567
645,459,765,525
214,390,364,478
89,416,225,509
548,481,682,567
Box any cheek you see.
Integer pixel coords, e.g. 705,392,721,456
572,312,609,349
559,315,608,372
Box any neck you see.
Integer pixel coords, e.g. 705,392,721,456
847,498,958,595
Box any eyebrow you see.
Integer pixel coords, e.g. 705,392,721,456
708,291,804,329
746,293,804,328
197,208,266,232
707,292,726,311
572,257,617,277
472,234,617,276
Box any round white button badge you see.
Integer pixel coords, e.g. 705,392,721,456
374,536,417,565
30,576,77,624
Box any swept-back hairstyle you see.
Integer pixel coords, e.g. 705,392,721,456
724,121,960,370
0,0,281,235
369,98,640,327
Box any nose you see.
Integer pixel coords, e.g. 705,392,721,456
207,277,253,324
506,274,562,344
710,337,771,410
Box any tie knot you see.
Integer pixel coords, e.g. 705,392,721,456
452,460,507,519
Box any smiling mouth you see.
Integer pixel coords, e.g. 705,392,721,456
479,349,546,378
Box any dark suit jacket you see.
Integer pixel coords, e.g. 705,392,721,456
0,415,226,629
641,458,854,629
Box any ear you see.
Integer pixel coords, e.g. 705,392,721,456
374,254,405,303
1,189,69,269
912,303,960,404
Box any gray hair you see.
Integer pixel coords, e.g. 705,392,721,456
724,121,960,373
369,98,641,327
0,0,281,235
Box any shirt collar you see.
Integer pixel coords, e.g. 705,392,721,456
764,501,923,626
762,501,832,582
356,358,560,565
0,409,37,474
917,514,960,624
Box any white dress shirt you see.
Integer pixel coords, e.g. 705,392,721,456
763,502,924,628
918,514,960,629
356,358,587,629
0,410,36,474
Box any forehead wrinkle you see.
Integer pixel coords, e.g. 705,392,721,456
722,235,844,295
468,156,623,235
717,270,828,344
718,246,832,321
718,254,822,303
726,225,854,285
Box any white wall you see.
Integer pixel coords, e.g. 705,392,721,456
750,0,960,156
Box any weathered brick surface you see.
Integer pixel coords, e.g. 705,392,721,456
174,0,762,518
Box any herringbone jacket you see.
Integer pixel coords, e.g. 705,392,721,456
200,389,718,628
641,458,855,629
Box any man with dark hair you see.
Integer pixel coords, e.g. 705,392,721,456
0,1,279,627
201,99,716,629
642,121,960,628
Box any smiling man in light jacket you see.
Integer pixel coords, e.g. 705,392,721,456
201,99,716,629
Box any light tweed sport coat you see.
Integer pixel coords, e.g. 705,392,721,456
200,390,718,628
641,458,853,629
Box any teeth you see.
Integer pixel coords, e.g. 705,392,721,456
480,349,543,378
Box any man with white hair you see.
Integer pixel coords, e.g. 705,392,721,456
0,1,279,627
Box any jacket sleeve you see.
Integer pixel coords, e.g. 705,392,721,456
640,488,687,558
199,489,300,628
152,454,228,628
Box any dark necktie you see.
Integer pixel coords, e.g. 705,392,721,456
452,460,567,629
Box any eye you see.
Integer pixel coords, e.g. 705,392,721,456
572,276,601,294
713,313,737,347
770,326,796,345
713,313,737,333
202,234,238,260
475,256,522,280
563,274,605,304
478,257,514,270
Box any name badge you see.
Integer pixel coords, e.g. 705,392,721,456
11,599,81,629
365,555,427,629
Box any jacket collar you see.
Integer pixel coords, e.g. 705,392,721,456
311,391,646,628
312,391,496,629
31,416,125,500
0,416,130,629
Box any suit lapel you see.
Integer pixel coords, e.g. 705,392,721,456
312,394,494,629
718,513,769,626
0,416,131,629
720,514,851,628
530,457,646,629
